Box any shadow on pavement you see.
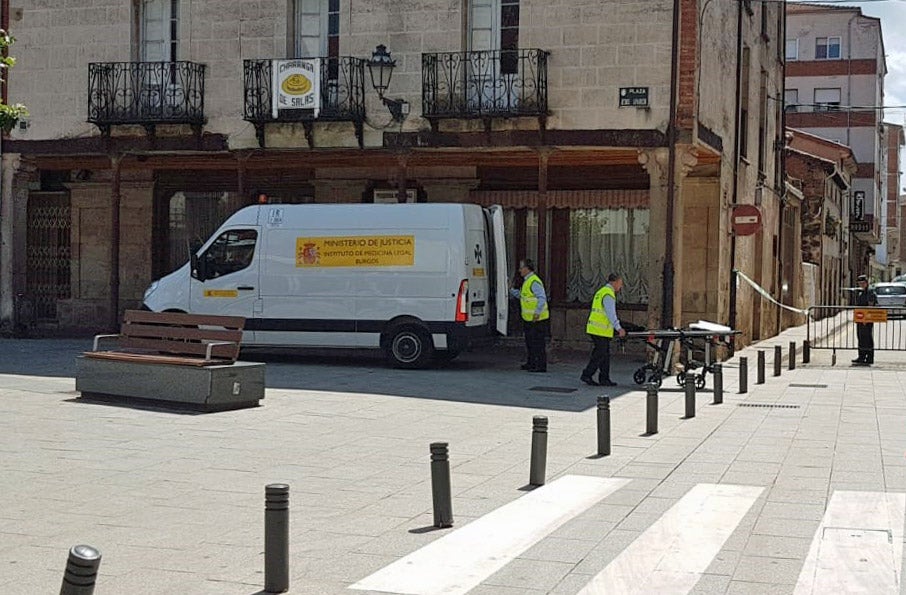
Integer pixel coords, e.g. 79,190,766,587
0,339,644,413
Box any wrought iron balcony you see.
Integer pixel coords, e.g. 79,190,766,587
421,49,549,130
243,57,366,148
87,61,207,134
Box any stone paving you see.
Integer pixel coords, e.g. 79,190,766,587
0,324,905,594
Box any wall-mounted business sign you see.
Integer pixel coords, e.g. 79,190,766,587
272,59,320,118
853,190,865,220
619,87,649,108
850,220,870,233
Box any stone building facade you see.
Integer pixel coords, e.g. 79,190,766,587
785,129,855,306
1,0,786,348
785,3,888,283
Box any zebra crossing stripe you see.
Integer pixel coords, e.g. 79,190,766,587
794,491,905,594
349,475,630,595
578,483,763,595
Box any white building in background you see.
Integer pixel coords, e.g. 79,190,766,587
785,3,888,282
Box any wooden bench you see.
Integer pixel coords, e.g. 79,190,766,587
76,310,265,411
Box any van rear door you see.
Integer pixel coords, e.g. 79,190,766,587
489,205,508,335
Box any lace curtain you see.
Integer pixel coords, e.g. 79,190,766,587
567,208,649,304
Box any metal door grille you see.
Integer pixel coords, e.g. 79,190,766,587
26,193,72,322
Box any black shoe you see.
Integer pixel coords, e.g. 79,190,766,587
528,367,547,373
520,363,530,370
580,375,601,386
599,380,618,387
852,358,864,364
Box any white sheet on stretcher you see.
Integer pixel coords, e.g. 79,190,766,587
689,320,732,333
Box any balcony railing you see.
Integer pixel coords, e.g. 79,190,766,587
243,57,366,148
87,61,206,134
421,49,549,129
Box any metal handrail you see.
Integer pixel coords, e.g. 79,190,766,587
421,48,549,120
87,61,207,128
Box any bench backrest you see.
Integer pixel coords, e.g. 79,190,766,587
119,310,246,362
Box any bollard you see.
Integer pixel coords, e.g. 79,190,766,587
774,345,782,377
756,350,765,384
430,442,453,528
803,339,810,364
60,544,102,595
789,341,796,370
684,372,696,418
645,383,658,435
739,356,748,394
529,416,548,486
264,484,289,594
713,363,723,405
597,396,611,456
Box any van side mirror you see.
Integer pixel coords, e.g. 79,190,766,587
191,253,206,281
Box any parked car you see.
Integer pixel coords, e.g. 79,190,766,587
872,282,906,315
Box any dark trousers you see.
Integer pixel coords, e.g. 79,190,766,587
523,319,548,371
582,335,612,382
857,323,874,363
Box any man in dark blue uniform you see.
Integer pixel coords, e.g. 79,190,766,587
853,274,877,365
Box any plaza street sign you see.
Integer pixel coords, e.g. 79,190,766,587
619,87,649,108
732,204,762,236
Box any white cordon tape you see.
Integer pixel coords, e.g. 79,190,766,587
736,270,810,316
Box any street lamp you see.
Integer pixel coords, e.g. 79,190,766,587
367,44,395,99
367,44,407,122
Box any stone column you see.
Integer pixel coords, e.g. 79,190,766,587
119,180,155,311
0,154,32,330
63,182,114,328
639,148,669,331
672,147,699,328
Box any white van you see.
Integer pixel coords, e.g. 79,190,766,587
143,203,509,368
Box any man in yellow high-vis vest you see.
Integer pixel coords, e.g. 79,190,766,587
580,273,626,387
509,259,549,372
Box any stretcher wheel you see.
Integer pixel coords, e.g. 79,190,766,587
695,374,706,390
633,368,648,385
676,373,686,387
647,373,663,388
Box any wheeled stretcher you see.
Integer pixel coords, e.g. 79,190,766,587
625,322,741,389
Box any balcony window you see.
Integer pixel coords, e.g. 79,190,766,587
784,89,799,112
785,39,798,61
141,0,179,61
814,87,841,111
815,36,841,60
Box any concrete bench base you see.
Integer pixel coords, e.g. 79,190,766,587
76,356,265,412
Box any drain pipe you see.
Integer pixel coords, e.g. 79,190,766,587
663,0,682,329
728,0,744,349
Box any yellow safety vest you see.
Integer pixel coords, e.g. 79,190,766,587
520,273,549,322
586,285,616,337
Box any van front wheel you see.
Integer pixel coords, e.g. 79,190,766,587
386,325,434,369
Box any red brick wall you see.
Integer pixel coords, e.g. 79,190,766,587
676,0,697,131
785,111,877,128
786,59,877,77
